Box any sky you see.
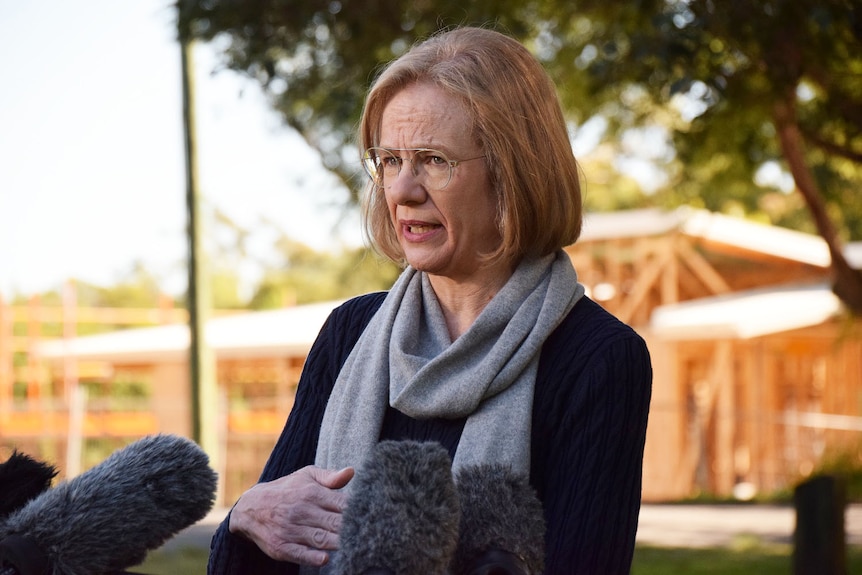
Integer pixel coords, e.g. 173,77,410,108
0,0,362,299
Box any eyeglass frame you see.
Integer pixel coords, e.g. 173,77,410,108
362,146,486,190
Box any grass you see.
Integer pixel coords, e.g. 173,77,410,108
136,544,862,574
136,547,210,574
634,543,862,574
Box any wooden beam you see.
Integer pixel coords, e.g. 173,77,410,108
678,240,733,295
662,236,680,306
9,306,188,325
2,410,159,438
616,238,675,325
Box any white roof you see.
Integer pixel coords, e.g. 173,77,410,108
37,300,346,363
581,208,833,267
650,283,843,340
846,242,862,269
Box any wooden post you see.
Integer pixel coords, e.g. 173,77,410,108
0,294,11,417
63,280,83,477
793,474,846,575
62,280,79,400
180,35,219,472
26,294,41,404
714,340,735,495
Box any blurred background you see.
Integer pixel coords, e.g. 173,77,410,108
1,0,861,572
0,0,366,300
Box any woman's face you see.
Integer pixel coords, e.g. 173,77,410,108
378,82,501,282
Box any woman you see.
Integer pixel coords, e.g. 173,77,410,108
209,26,652,575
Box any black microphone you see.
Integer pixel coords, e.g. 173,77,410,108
450,464,546,575
334,440,461,575
0,451,57,520
0,434,218,575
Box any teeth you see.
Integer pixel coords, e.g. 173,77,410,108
408,224,434,233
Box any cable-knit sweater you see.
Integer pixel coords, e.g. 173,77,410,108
208,293,652,575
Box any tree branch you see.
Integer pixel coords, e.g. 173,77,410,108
799,126,862,163
773,92,862,314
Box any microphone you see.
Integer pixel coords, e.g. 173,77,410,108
334,440,461,575
450,464,546,575
0,451,57,520
0,434,218,575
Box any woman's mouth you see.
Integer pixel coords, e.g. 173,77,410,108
401,221,442,240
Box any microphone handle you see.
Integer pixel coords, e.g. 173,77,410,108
0,534,48,575
0,535,150,575
462,548,530,575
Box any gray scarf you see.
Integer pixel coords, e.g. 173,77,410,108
314,250,584,478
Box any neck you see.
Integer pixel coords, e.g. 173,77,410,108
427,261,516,340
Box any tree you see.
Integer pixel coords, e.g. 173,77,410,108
206,209,401,308
246,226,401,308
175,0,862,313
542,0,862,311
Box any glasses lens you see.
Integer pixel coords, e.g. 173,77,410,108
414,150,453,190
362,148,386,187
362,148,454,190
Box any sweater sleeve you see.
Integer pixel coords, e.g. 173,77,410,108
207,294,386,575
532,302,653,575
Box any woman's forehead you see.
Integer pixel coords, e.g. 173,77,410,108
379,83,473,151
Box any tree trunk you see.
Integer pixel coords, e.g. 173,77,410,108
773,94,862,315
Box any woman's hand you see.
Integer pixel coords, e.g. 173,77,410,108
228,465,355,566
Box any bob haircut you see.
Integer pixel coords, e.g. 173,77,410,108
359,26,583,266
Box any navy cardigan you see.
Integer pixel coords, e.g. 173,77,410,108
208,293,652,575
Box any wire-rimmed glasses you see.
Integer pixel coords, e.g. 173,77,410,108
362,147,485,190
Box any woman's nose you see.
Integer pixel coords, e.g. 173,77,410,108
386,163,427,204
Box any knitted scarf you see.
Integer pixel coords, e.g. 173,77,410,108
315,250,584,478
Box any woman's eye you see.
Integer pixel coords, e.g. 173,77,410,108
382,156,400,167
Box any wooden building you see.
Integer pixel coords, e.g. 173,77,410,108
4,208,861,504
568,208,861,500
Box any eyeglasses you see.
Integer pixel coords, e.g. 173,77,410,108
362,147,485,191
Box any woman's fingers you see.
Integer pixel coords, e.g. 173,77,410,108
228,465,355,565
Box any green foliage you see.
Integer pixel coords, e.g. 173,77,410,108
247,245,401,308
10,214,398,314
176,0,862,312
808,444,862,503
138,547,210,574
75,262,168,309
546,0,862,242
80,377,150,411
176,0,535,202
210,271,245,310
176,0,862,242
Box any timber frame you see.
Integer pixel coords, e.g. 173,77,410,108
566,208,861,500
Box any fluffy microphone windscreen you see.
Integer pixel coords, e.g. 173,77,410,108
451,463,546,575
334,440,461,575
0,451,57,520
0,434,217,575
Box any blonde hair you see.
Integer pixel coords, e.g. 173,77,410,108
360,26,583,265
